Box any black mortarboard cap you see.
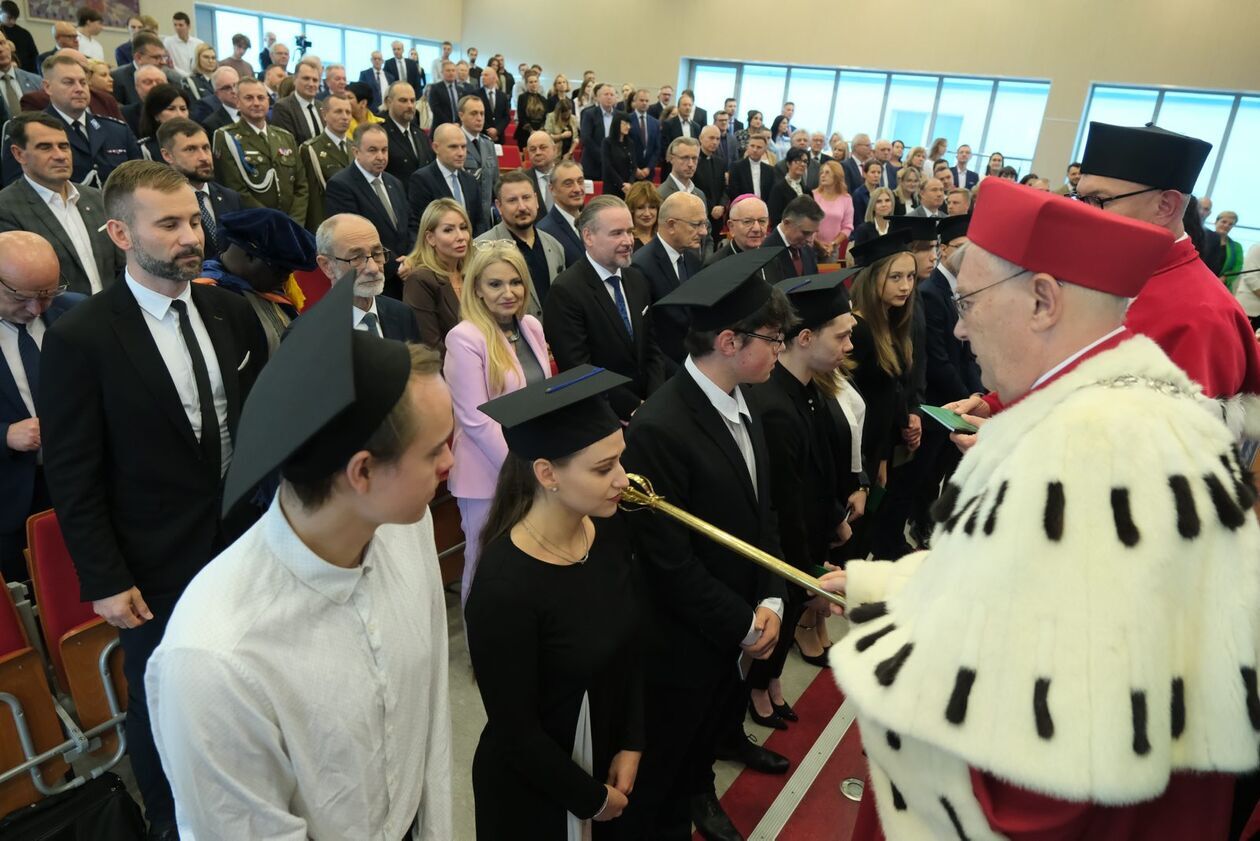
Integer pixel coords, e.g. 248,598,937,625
654,246,783,331
1080,122,1211,194
937,213,971,244
777,271,856,335
219,208,318,272
479,365,630,461
888,215,939,243
850,229,913,268
222,277,412,515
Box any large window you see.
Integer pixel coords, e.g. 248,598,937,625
687,59,1049,178
200,4,445,79
1075,84,1260,252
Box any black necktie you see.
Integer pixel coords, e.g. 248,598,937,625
448,84,458,114
488,89,495,111
639,114,647,145
307,102,322,134
361,312,381,337
169,299,221,478
195,191,217,254
676,254,690,282
408,126,420,159
71,119,88,144
15,323,39,413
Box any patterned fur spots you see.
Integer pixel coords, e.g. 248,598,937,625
1044,482,1065,541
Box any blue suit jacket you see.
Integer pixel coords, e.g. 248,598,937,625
627,111,662,170
0,294,85,532
537,205,584,268
920,268,983,404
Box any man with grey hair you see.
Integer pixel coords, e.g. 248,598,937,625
872,138,898,188
123,64,167,134
323,63,347,98
708,195,779,282
658,136,705,204
909,177,947,217
385,39,423,93
200,65,240,134
523,130,557,215
314,213,419,340
536,158,586,265
544,194,665,420
842,132,872,198
632,191,706,365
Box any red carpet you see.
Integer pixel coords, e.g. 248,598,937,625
695,667,865,838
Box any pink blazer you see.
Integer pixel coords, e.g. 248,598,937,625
443,315,550,499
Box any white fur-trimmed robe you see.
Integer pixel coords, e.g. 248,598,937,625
832,336,1260,840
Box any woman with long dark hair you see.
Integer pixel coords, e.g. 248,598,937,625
468,367,643,840
769,114,793,159
736,110,763,157
601,110,635,197
138,83,189,161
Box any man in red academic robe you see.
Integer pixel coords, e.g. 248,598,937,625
823,179,1260,840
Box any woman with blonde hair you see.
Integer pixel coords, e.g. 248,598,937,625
185,43,217,100
892,164,920,214
846,186,896,262
86,59,113,96
547,73,571,112
444,240,551,605
403,198,473,353
905,145,927,177
545,97,579,156
624,181,661,251
813,159,854,261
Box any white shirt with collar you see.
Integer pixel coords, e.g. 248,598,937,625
353,297,381,333
557,206,579,237
0,315,44,417
748,158,764,197
24,176,103,293
585,252,634,311
246,120,268,137
163,34,203,76
124,272,230,472
295,92,321,136
77,31,105,62
682,355,784,640
191,181,215,224
324,127,348,152
52,106,90,137
669,172,697,199
147,494,452,840
657,235,686,280
221,104,239,123
435,159,465,202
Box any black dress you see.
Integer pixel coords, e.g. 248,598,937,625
601,138,635,198
466,515,644,840
850,313,914,471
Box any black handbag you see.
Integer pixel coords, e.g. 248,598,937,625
0,772,145,840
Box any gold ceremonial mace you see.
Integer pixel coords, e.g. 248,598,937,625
619,473,846,609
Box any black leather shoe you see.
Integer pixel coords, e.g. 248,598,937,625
716,732,790,774
690,791,743,841
772,699,799,722
747,698,787,730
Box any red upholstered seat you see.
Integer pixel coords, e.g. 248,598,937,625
25,511,90,689
499,144,522,170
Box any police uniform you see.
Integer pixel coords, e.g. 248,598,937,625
212,119,308,227
299,131,350,231
0,107,140,188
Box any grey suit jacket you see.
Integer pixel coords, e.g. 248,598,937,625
476,221,564,312
0,178,121,294
906,205,947,218
461,130,498,234
270,94,321,145
2,66,41,95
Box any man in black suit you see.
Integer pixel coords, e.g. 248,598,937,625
543,195,665,421
680,88,707,126
382,81,434,190
314,212,420,341
110,32,180,107
39,161,268,840
158,119,242,262
659,91,702,180
357,51,389,112
536,159,587,267
324,124,409,297
0,114,121,294
646,85,672,120
694,125,727,229
764,195,823,279
195,66,241,133
407,123,483,244
726,133,779,203
631,192,705,367
627,88,662,179
522,130,557,217
578,82,619,180
476,68,510,144
0,232,84,582
425,60,463,128
952,143,980,190
804,131,832,190
619,248,792,840
841,133,873,201
384,40,424,93
708,195,776,273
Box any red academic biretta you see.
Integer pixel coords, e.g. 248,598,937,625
967,178,1174,298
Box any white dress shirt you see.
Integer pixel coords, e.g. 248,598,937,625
124,273,230,472
750,160,763,198
221,104,239,123
162,34,203,76
557,206,579,238
77,31,105,62
683,356,784,641
353,297,380,331
192,182,215,224
585,253,632,310
658,235,686,280
0,315,43,416
295,92,321,136
25,176,103,293
148,496,453,841
52,105,90,137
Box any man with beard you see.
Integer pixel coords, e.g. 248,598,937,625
158,118,241,262
315,213,420,341
39,161,268,840
198,207,318,353
475,169,565,305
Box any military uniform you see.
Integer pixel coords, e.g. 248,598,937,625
299,131,350,231
1,107,140,188
212,120,308,226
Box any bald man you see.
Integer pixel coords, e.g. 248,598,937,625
708,195,781,280
0,231,83,581
407,122,482,242
523,130,556,214
34,21,78,69
122,64,166,134
633,191,707,366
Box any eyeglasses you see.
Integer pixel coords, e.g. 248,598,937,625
0,275,67,301
671,218,708,230
730,217,769,227
950,268,1028,318
330,248,392,270
739,330,786,348
1069,187,1159,210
